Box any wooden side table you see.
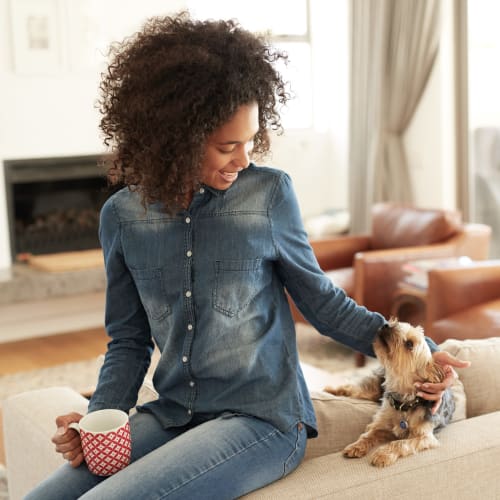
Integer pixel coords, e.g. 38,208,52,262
391,257,475,327
390,284,427,326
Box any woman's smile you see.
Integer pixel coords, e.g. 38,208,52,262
200,102,259,190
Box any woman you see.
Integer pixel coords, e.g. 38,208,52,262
27,12,467,500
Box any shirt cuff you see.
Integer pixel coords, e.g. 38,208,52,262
425,336,439,353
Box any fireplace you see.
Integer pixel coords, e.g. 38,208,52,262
4,155,117,258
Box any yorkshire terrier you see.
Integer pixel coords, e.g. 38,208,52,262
324,318,455,467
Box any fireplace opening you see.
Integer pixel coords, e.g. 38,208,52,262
4,155,119,258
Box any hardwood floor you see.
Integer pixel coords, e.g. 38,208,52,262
0,327,108,376
0,327,108,466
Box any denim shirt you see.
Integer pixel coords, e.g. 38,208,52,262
88,164,387,437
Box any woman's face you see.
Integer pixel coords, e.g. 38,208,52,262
200,102,259,190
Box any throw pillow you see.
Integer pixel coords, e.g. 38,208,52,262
441,337,500,418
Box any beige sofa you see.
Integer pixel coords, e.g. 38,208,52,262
4,338,500,499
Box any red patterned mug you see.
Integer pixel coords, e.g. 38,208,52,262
69,409,131,476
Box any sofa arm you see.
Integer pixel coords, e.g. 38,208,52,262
3,387,89,500
243,411,500,499
427,260,500,322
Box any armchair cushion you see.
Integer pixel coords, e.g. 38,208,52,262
430,299,500,344
371,203,462,250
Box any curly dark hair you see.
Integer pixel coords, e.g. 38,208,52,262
98,11,290,212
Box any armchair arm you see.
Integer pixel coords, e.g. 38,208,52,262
310,235,370,270
449,223,491,260
426,260,500,323
353,242,465,317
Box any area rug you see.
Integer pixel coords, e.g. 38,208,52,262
0,357,102,404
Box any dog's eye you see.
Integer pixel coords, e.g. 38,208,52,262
404,340,414,350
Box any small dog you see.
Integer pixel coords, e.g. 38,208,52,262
324,318,455,467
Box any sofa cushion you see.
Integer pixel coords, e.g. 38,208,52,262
243,411,500,500
304,391,378,460
440,337,500,418
371,203,462,250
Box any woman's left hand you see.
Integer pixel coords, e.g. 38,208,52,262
415,351,471,414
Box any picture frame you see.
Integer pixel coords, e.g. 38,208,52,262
9,0,62,74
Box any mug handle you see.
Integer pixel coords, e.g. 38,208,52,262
68,422,81,433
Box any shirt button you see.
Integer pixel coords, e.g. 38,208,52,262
189,381,195,387
187,324,193,331
185,290,192,298
187,409,192,416
185,217,191,224
186,250,192,257
199,188,205,194
182,356,188,363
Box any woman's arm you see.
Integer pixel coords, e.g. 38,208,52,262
88,196,154,413
270,173,385,357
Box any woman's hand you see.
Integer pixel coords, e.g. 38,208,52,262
415,351,471,414
51,412,85,468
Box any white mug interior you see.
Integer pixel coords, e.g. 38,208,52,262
74,409,128,434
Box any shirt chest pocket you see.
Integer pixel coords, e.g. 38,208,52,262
213,258,269,318
130,268,172,321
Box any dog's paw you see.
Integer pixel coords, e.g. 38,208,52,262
370,448,398,467
343,441,369,458
323,385,353,397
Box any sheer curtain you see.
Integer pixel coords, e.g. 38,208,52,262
348,0,441,233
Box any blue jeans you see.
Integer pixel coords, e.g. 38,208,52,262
25,411,307,499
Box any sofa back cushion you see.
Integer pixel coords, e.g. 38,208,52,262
441,337,500,418
371,203,462,250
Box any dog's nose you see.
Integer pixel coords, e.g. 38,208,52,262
378,324,391,347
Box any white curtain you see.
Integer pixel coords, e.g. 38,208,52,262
349,0,441,233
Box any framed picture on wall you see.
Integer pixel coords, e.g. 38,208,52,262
9,0,62,74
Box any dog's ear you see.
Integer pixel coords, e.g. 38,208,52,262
387,317,399,328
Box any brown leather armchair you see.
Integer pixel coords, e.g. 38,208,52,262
426,260,500,344
289,203,491,365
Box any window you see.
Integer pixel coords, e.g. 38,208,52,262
467,0,500,257
187,0,313,129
